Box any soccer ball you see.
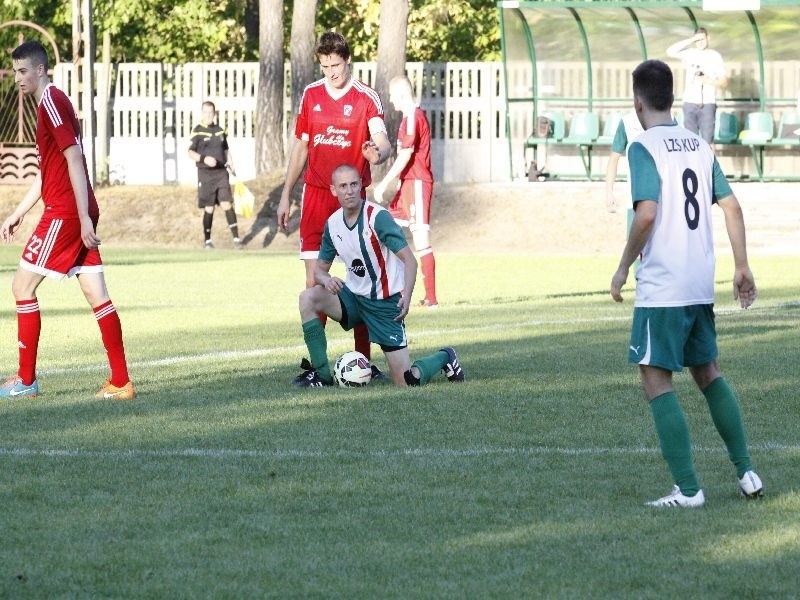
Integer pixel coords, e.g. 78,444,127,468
333,351,372,387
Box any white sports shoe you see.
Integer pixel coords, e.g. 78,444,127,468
647,485,705,508
738,471,764,498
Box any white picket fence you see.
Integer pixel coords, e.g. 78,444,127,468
53,61,510,185
52,60,800,185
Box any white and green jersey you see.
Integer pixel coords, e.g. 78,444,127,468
629,123,732,307
320,200,409,299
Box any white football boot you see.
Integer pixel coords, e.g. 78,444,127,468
647,485,705,508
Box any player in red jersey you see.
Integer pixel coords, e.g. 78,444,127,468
277,31,391,382
374,76,438,308
1,40,135,400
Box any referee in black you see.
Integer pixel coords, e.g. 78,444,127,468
188,101,242,249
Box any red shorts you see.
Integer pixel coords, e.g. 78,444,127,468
20,213,103,280
388,179,433,232
299,184,365,259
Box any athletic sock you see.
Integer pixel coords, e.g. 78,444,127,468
419,248,437,304
16,299,41,386
703,377,753,478
354,323,370,359
650,391,700,496
302,318,332,383
225,208,239,239
410,350,448,385
203,212,213,241
93,301,131,387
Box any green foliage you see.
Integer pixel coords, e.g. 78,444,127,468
96,0,251,62
2,0,499,64
1,0,251,63
407,0,500,61
314,0,500,62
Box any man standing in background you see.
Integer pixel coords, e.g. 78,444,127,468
374,76,439,308
188,101,243,250
667,28,727,144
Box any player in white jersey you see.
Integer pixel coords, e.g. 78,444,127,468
605,112,643,215
294,164,464,388
610,60,762,508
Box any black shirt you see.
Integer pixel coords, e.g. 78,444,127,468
189,123,228,170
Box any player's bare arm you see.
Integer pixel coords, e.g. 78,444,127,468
313,258,344,295
1,173,42,243
64,145,101,249
611,200,656,302
717,194,757,308
362,131,391,166
374,147,413,203
278,138,310,232
604,152,622,213
394,245,417,321
666,33,704,58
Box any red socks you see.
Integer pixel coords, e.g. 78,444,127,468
93,300,130,387
420,249,437,304
354,323,371,359
16,299,41,385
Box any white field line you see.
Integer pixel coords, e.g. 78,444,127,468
0,442,796,461
39,302,793,376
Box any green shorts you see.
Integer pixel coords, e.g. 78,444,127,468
628,305,718,371
338,286,408,350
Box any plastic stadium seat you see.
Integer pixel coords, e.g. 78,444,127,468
772,111,800,144
563,112,600,144
597,112,622,144
739,112,774,144
714,112,739,144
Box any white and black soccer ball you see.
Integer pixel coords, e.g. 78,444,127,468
333,351,372,387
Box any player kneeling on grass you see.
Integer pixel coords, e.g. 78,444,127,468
295,164,463,388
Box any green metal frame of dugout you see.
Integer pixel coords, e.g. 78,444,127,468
498,0,800,181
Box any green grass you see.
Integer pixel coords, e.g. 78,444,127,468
0,247,798,598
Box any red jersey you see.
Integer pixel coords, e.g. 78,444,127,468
397,107,433,182
295,77,384,189
36,84,98,218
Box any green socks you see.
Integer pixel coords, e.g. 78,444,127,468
302,318,333,384
650,392,700,496
703,377,752,478
410,350,449,385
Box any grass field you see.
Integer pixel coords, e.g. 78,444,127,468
0,246,798,598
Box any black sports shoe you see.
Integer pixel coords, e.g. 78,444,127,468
295,370,331,388
440,347,464,382
370,364,388,382
292,358,314,385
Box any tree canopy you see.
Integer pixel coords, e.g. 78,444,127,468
0,0,500,64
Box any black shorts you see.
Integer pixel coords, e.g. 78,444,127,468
197,169,233,208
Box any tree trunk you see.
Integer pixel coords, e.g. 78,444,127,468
255,0,285,175
374,0,410,179
289,0,318,116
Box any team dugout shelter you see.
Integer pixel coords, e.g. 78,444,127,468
498,0,800,181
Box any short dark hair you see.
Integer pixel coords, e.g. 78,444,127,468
315,31,350,61
202,100,216,111
12,40,49,70
632,60,674,112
